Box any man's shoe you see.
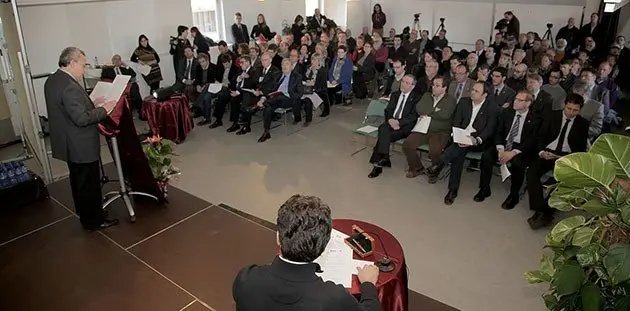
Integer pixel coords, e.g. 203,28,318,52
292,118,302,125
529,213,553,230
377,158,392,168
258,131,271,142
85,218,119,231
209,120,223,129
473,188,491,202
501,195,519,210
527,212,543,225
197,119,211,126
303,121,311,127
319,111,329,117
236,127,251,135
227,123,240,132
444,190,458,205
368,166,383,178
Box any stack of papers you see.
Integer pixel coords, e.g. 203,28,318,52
89,75,131,103
302,93,324,109
452,127,476,145
313,229,374,288
412,116,431,134
206,83,223,94
356,125,378,134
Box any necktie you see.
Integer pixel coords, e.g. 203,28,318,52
185,60,191,79
495,89,500,97
456,83,464,101
394,94,406,119
505,114,521,151
263,68,268,77
279,74,286,86
555,118,571,154
115,67,121,75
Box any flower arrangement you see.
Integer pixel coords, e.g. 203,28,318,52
142,135,180,195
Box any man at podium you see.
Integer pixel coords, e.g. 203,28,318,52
45,47,119,230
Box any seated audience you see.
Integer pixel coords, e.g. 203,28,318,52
402,76,457,178
448,64,474,104
289,48,305,75
209,54,240,129
432,29,448,50
426,82,500,205
476,64,491,86
238,52,280,134
303,54,329,117
328,45,354,106
383,59,406,96
488,67,516,108
175,47,198,102
232,194,380,311
368,75,419,178
559,60,577,92
352,40,376,99
466,53,479,79
526,73,554,123
250,46,263,71
268,44,284,69
541,67,567,111
255,58,304,143
506,63,527,92
298,44,311,69
130,34,162,92
596,61,617,108
579,67,610,113
572,83,604,140
527,94,589,229
193,53,219,126
218,41,237,63
477,90,539,209
388,35,407,63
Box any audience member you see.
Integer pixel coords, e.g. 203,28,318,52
190,26,210,55
209,54,240,130
231,12,249,47
169,25,191,73
372,4,386,36
328,45,354,105
175,47,198,101
541,67,567,111
448,64,474,103
131,34,162,92
526,73,553,123
572,83,604,140
251,13,273,40
303,54,330,117
488,67,516,108
194,53,219,126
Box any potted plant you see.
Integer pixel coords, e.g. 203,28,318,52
525,133,630,311
142,135,180,197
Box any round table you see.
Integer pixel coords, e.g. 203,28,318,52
333,219,408,311
141,94,193,143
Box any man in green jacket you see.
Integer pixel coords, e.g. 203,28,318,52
402,76,457,178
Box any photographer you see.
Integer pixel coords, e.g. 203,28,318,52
504,11,520,38
169,25,192,74
557,18,580,53
432,27,448,50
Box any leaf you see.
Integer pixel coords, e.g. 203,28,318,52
549,195,574,212
622,207,630,226
590,134,630,179
550,216,586,243
603,244,630,285
580,282,603,311
543,294,558,310
546,234,565,248
572,227,596,247
552,261,585,296
576,244,601,267
540,255,555,276
614,296,630,311
554,153,617,189
524,270,551,283
582,199,617,216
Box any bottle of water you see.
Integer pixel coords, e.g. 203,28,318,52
6,162,17,187
0,164,7,189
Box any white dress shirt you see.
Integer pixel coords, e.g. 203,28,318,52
432,93,445,107
497,110,528,154
546,114,575,153
465,100,484,132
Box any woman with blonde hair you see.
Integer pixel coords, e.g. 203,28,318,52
303,54,330,117
250,14,272,40
315,42,329,66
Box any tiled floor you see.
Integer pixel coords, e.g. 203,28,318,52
0,163,458,311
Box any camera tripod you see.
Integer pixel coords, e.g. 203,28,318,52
542,26,555,49
434,19,446,37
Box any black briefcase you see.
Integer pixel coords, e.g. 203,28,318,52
0,172,49,209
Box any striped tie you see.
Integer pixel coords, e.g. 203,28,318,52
505,114,521,151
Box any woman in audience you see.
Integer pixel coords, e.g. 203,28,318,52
371,4,386,37
235,43,250,67
250,14,272,40
292,15,306,44
315,42,329,66
131,34,163,92
350,36,365,62
190,26,210,55
352,40,376,99
372,32,389,89
169,25,191,74
304,54,330,117
328,45,353,106
298,44,311,68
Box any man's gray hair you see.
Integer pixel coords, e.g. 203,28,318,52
403,74,417,85
58,47,85,68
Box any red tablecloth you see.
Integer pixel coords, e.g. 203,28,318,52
141,94,193,143
334,219,408,311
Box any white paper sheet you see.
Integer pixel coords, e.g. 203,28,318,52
356,125,378,134
89,75,131,103
207,83,223,94
412,116,431,134
302,93,323,109
327,81,338,88
379,96,390,102
500,164,511,182
314,229,354,287
452,127,475,145
240,88,257,94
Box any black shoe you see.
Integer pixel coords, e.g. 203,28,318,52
426,163,444,183
377,158,392,168
319,111,329,117
473,188,491,202
85,218,119,231
444,190,458,205
258,131,271,142
209,120,223,129
227,123,240,132
501,195,519,210
197,119,211,126
236,126,251,135
368,166,383,178
529,212,553,230
303,121,311,127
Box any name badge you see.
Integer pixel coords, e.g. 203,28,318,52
259,77,264,82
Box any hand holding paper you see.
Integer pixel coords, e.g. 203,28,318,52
412,116,431,134
452,127,476,145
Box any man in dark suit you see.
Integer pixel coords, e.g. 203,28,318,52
176,47,199,102
368,74,420,178
488,67,516,109
223,56,260,132
210,53,240,129
239,52,280,135
100,54,142,115
580,13,605,50
476,90,540,209
231,12,249,48
255,58,303,142
233,195,380,311
289,48,306,75
427,82,500,205
193,53,219,126
45,47,118,230
526,73,553,123
527,94,589,229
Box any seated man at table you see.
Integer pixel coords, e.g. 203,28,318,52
254,58,303,143
175,46,198,103
210,53,240,128
232,194,381,311
368,74,420,179
476,90,539,209
426,82,500,205
194,53,219,126
527,94,589,229
101,54,142,115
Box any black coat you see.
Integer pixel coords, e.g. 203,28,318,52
100,66,136,80
494,107,539,157
536,110,589,154
231,23,249,45
385,90,421,128
452,98,500,147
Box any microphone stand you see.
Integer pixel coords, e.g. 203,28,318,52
361,231,395,272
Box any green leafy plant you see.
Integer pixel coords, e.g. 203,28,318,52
142,135,180,185
525,134,630,311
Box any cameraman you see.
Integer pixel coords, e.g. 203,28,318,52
504,11,520,38
169,25,192,74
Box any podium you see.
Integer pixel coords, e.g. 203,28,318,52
98,92,164,222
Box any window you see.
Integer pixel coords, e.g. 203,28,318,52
191,0,220,40
305,0,320,16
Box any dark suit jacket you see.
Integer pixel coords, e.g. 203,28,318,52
272,54,284,70
385,90,420,128
304,66,328,94
44,70,107,163
356,53,376,82
452,98,500,146
232,23,249,45
258,66,281,95
193,63,218,87
272,71,304,101
292,62,306,76
536,110,589,154
494,108,539,157
233,67,261,92
100,66,136,80
489,84,516,108
177,58,199,82
531,90,554,122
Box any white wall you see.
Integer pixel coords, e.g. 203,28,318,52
16,0,193,117
619,4,630,40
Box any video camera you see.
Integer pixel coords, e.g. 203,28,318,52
414,13,420,21
494,18,508,31
546,23,553,29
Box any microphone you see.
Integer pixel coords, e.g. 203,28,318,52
360,231,395,272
